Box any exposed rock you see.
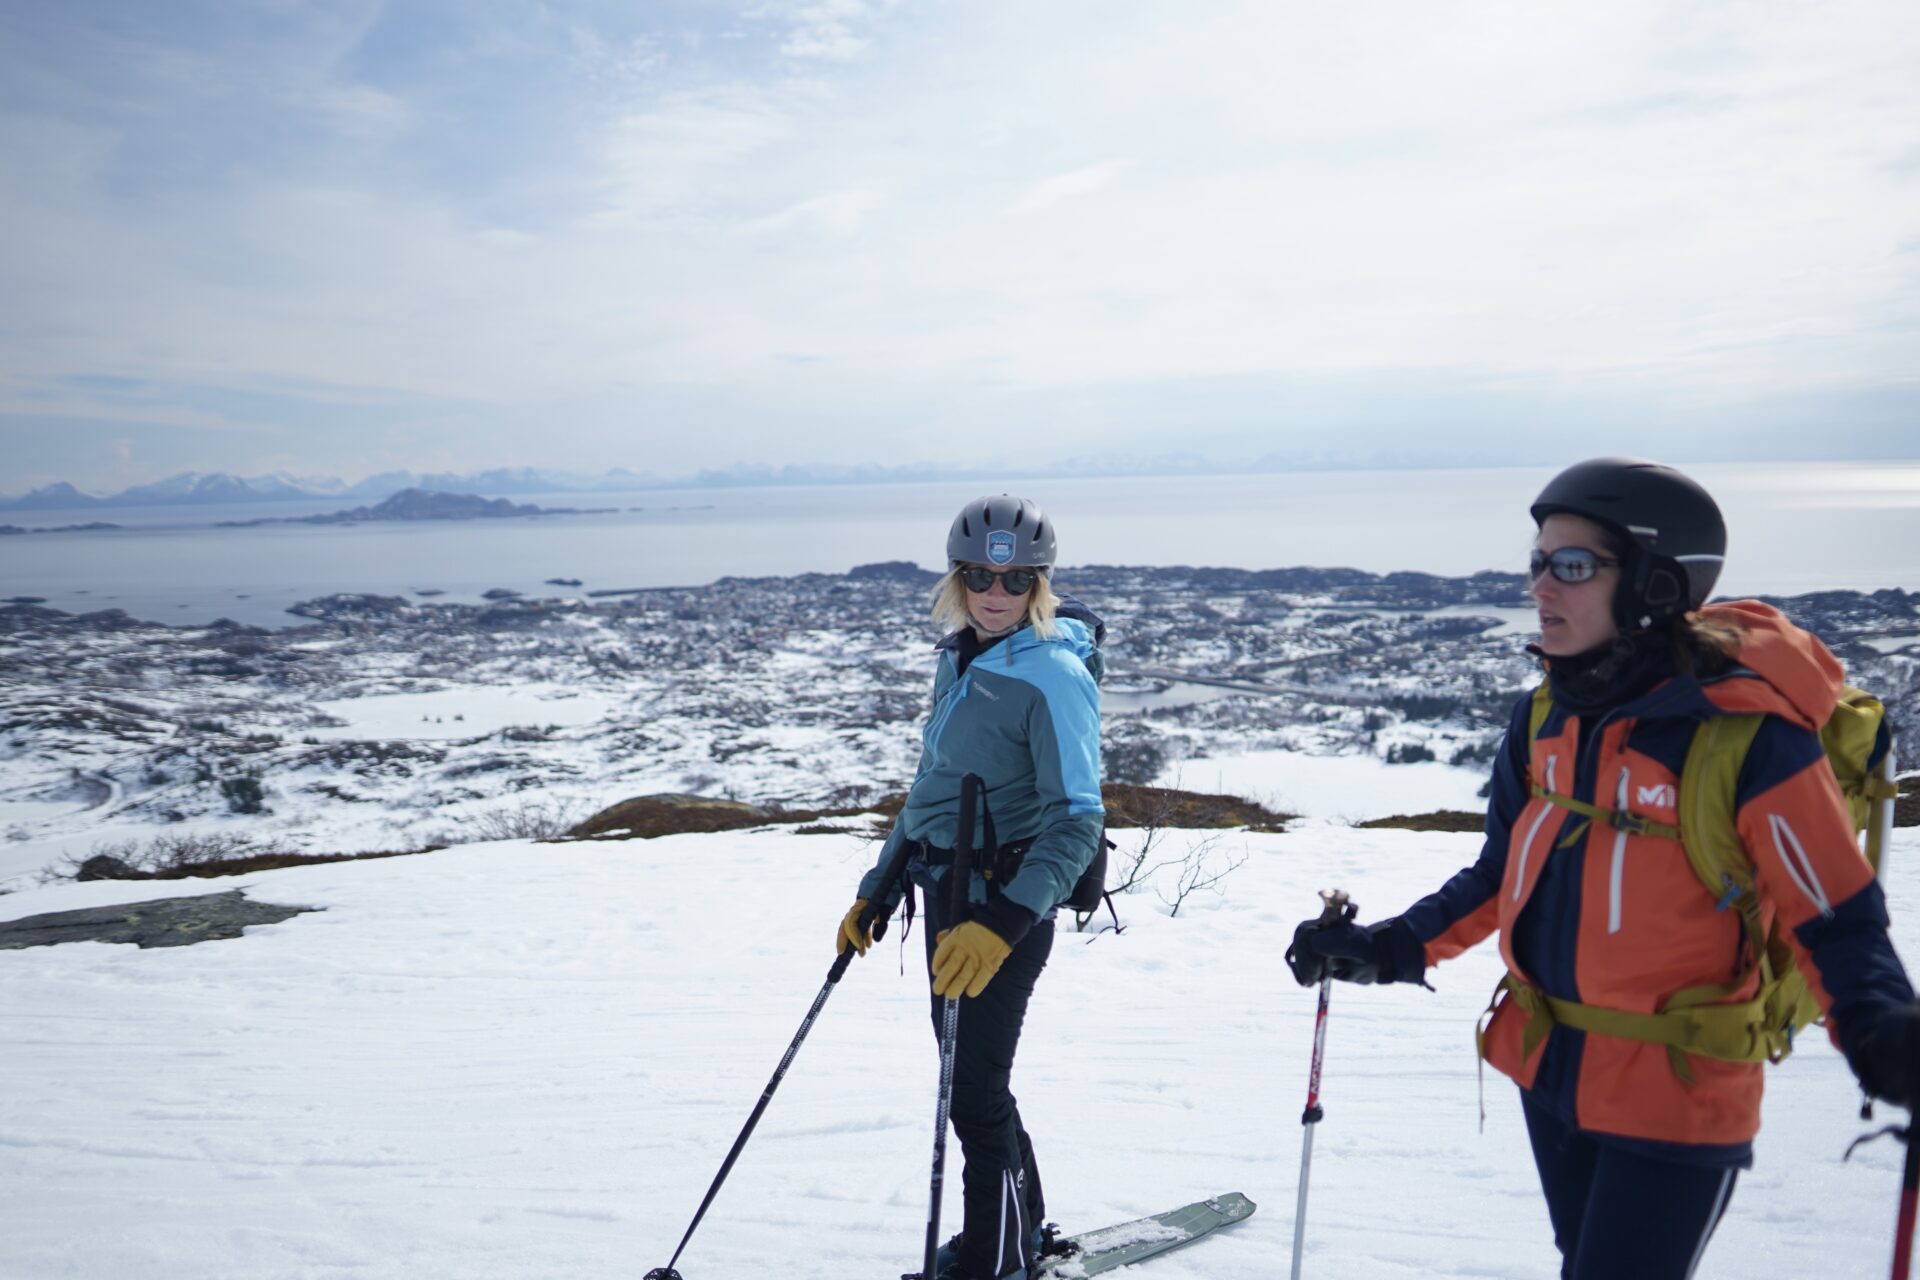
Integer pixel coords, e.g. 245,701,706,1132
74,854,144,881
0,890,318,949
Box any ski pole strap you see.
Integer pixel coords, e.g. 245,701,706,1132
1480,972,1783,1087
1529,782,1683,841
831,836,917,982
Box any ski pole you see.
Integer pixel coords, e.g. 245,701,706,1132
1896,1120,1918,1280
922,772,982,1280
1845,1115,1919,1280
646,837,915,1280
1291,887,1356,1280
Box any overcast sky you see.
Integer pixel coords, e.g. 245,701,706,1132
3,0,1917,492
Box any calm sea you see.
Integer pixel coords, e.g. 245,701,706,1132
3,462,1917,628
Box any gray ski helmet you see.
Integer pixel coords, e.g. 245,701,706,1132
947,495,1057,570
1530,457,1727,629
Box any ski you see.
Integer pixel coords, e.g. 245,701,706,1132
1034,1192,1257,1277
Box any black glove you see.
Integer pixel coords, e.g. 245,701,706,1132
1286,917,1403,987
1846,1002,1920,1108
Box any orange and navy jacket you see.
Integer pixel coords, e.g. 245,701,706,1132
1392,601,1911,1163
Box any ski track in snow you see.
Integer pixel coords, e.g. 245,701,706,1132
2,815,1914,1279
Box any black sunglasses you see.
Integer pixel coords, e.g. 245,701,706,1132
1529,547,1621,584
959,566,1039,595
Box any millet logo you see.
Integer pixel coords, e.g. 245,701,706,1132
1637,784,1677,808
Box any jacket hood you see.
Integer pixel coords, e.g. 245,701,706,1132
1698,600,1844,730
1053,594,1105,648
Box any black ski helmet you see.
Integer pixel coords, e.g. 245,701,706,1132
1530,457,1726,630
947,495,1057,570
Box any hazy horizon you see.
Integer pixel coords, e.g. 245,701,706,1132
15,448,1920,505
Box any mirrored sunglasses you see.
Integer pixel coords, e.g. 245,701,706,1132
959,566,1039,595
1529,547,1621,584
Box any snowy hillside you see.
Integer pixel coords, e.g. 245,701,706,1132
3,810,1915,1279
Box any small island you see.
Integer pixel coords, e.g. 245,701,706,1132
216,488,614,527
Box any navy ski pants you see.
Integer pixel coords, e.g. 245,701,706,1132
925,890,1052,1279
1522,1091,1740,1280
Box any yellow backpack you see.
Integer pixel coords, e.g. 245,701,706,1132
1497,684,1898,1082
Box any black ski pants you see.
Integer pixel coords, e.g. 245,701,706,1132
1522,1091,1740,1280
924,889,1053,1279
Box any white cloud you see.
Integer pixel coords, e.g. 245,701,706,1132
1005,159,1134,216
742,186,887,236
4,0,1918,481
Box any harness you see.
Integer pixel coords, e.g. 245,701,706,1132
913,790,1118,932
1479,683,1895,1085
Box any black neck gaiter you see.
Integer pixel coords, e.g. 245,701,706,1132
1531,629,1676,718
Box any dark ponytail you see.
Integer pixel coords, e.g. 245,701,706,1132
1588,521,1742,677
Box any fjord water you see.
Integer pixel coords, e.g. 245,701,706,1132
4,461,1917,627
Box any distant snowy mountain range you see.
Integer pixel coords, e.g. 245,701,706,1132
0,453,1255,510
0,467,665,510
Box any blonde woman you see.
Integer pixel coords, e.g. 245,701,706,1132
837,495,1104,1280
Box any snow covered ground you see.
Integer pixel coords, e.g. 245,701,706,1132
2,799,1914,1279
1166,752,1487,822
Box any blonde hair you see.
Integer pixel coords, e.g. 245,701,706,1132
931,567,1060,640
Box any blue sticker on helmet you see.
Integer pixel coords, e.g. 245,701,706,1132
986,530,1016,565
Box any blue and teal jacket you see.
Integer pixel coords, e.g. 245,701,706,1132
858,599,1105,927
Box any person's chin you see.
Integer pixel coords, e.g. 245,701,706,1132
1536,619,1575,655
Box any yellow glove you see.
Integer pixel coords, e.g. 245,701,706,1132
930,921,1013,999
836,899,873,957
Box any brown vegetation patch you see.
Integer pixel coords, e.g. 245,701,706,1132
1357,810,1485,833
567,791,907,841
570,784,1290,841
568,794,781,840
1098,783,1294,830
69,834,447,882
1897,779,1919,829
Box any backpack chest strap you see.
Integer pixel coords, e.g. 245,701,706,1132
1528,782,1683,842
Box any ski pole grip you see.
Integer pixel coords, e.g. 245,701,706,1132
858,890,893,944
1316,887,1357,926
830,832,919,981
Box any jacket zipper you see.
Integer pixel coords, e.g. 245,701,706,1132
1606,765,1630,934
1512,755,1558,900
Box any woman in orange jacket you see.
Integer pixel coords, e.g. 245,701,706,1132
1287,457,1918,1279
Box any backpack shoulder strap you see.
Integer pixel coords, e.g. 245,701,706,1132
1527,682,1553,747
1524,683,1683,840
1678,711,1766,914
